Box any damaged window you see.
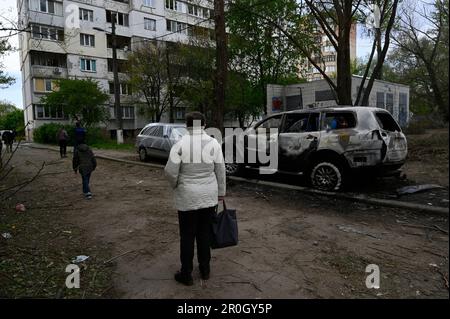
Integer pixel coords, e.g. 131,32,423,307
375,112,401,132
324,112,356,130
282,113,320,133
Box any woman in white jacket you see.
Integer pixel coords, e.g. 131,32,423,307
165,112,226,286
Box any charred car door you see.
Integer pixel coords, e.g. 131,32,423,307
245,114,282,168
278,112,321,173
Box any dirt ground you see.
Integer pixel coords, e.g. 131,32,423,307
0,145,448,299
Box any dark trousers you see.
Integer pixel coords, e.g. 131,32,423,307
81,173,91,194
178,206,216,275
59,140,67,157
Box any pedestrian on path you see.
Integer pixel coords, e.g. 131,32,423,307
57,127,69,158
74,121,86,152
164,112,226,286
72,143,97,200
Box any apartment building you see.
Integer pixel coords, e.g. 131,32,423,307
17,0,214,141
299,24,357,82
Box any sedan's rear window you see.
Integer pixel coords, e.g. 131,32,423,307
324,112,356,130
375,112,401,132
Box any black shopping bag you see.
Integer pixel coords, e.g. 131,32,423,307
210,200,238,249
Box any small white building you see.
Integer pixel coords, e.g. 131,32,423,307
267,75,410,126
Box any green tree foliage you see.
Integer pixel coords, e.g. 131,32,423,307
33,123,102,145
0,109,24,135
40,79,109,127
387,0,449,120
227,0,312,114
127,41,186,123
0,100,16,117
0,39,15,88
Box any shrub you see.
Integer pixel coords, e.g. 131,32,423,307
33,123,103,146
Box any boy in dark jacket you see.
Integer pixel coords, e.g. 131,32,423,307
72,143,97,199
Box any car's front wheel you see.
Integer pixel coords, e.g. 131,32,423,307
139,147,148,162
310,161,343,191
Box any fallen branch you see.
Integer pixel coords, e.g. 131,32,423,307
103,250,136,265
0,161,46,200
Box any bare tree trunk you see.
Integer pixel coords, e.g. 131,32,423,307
214,0,227,132
336,27,353,105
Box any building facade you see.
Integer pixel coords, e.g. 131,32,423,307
267,76,410,127
299,24,357,82
17,0,214,141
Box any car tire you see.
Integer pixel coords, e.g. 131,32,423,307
310,161,344,191
139,147,148,162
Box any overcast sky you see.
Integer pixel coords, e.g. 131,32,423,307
0,1,374,110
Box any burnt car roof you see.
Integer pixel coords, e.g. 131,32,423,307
282,106,387,114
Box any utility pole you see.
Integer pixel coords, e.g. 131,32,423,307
111,12,123,144
214,0,226,133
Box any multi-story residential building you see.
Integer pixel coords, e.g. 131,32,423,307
299,24,357,82
17,0,215,141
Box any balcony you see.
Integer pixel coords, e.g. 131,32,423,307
31,65,68,78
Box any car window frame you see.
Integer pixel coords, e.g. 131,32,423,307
322,111,358,131
253,114,283,132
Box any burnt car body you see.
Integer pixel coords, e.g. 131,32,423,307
225,107,408,191
135,123,187,161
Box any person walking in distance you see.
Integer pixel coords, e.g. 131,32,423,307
74,121,86,152
164,112,226,286
57,127,69,158
72,142,97,200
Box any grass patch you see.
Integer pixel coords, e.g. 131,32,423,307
406,129,449,162
90,141,135,151
0,199,117,298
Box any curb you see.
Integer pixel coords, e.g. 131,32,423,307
228,176,449,216
23,143,449,216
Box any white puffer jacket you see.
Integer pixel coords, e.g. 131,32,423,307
164,129,226,211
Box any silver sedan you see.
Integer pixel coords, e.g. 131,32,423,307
136,123,187,161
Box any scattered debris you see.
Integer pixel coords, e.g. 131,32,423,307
429,263,438,268
62,230,72,234
72,255,90,263
1,232,12,239
15,203,26,212
396,184,444,196
136,180,144,185
336,224,379,239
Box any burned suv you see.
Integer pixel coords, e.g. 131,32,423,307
225,107,408,191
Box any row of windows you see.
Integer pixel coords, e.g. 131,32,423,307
34,104,65,119
166,19,214,39
34,78,58,93
33,77,133,97
166,0,213,18
108,82,133,96
30,1,212,25
31,24,64,41
32,104,135,120
110,105,135,119
29,0,63,16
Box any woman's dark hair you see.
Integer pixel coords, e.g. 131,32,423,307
185,112,205,128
